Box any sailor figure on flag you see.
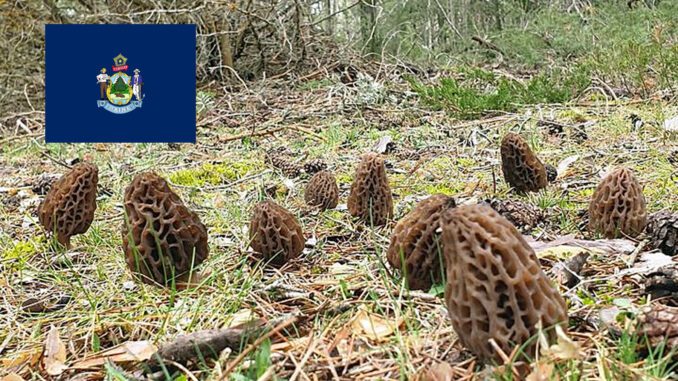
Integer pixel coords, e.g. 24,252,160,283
132,69,144,102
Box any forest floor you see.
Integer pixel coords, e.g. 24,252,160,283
1,70,677,380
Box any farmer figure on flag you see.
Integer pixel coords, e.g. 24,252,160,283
96,68,110,100
132,69,143,102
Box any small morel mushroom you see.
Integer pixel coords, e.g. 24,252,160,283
386,194,456,291
304,170,339,210
122,172,209,287
347,153,393,226
38,163,99,248
303,159,328,175
588,167,647,239
442,204,568,363
646,211,677,256
500,132,548,193
249,201,304,266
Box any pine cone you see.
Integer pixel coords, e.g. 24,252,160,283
265,148,302,177
303,159,328,175
486,198,544,233
545,164,558,182
32,174,59,196
394,147,421,161
646,212,678,256
267,155,301,178
669,150,678,165
571,126,588,142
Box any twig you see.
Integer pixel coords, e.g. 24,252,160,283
220,315,298,378
625,238,649,267
219,126,287,142
0,132,42,145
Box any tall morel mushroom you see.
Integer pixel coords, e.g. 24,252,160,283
38,162,99,248
589,167,647,239
347,153,393,226
500,132,548,193
442,204,568,363
249,201,304,266
122,172,209,287
387,194,456,291
304,170,339,210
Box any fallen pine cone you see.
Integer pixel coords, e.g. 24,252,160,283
636,303,678,358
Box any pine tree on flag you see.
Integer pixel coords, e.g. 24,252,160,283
112,77,128,96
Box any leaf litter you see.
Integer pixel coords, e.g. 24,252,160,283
0,63,677,379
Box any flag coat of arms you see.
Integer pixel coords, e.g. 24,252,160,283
46,24,196,143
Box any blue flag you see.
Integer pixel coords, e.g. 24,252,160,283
45,24,196,143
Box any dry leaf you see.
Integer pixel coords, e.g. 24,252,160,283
526,362,557,381
1,348,41,369
350,307,402,342
536,245,593,260
413,362,455,381
1,373,26,381
540,325,581,361
43,325,68,376
71,341,157,369
664,116,678,132
225,309,257,328
556,155,579,178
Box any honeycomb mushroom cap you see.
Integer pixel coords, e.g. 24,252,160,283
588,167,647,239
500,132,548,193
249,201,304,266
387,194,456,291
442,204,568,363
121,172,209,287
347,153,393,226
304,170,339,210
38,162,99,247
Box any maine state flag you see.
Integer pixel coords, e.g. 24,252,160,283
45,24,196,143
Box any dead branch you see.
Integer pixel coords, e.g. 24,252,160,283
145,315,297,372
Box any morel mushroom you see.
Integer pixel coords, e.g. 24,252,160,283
304,170,339,210
588,167,647,239
347,153,393,226
387,194,456,291
38,162,99,248
500,132,548,193
442,204,568,363
249,201,304,266
122,172,209,287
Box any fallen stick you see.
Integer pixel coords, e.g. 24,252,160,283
144,315,297,372
219,126,286,142
220,315,298,378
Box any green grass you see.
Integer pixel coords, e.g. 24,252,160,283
407,66,590,119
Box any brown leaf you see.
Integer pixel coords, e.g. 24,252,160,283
71,341,157,369
526,362,557,381
350,307,402,342
539,325,582,361
1,348,41,369
43,325,67,376
413,362,455,381
1,373,26,381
